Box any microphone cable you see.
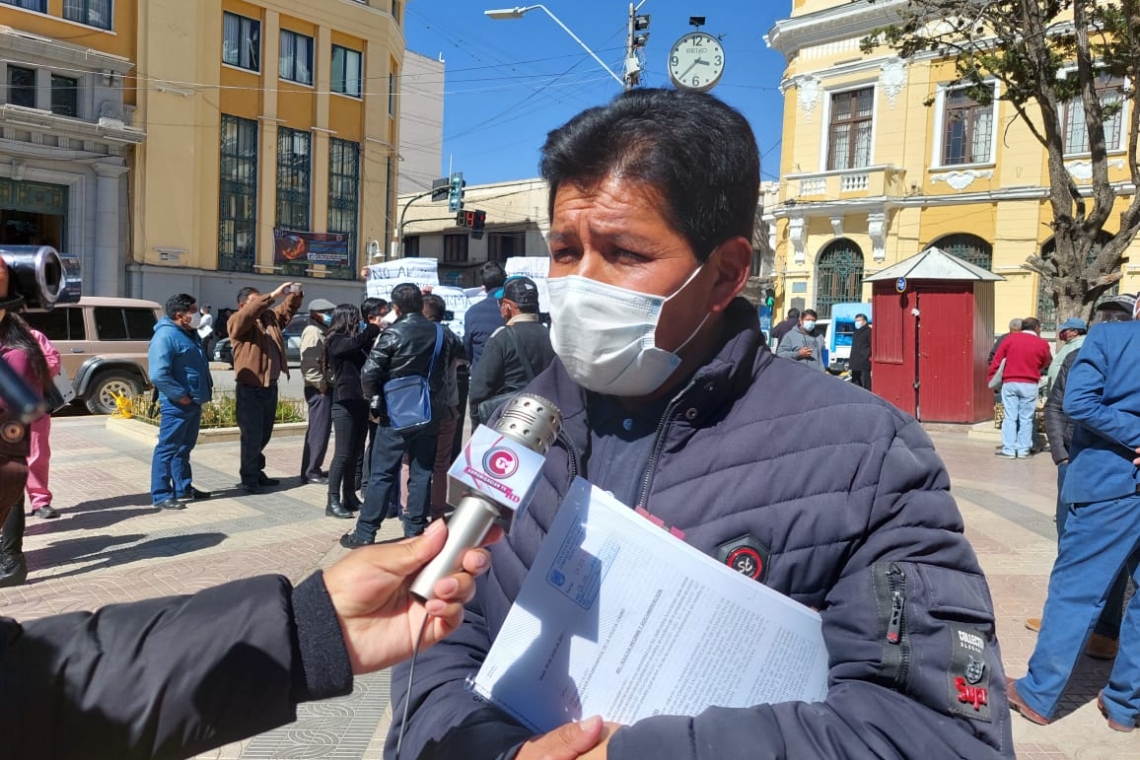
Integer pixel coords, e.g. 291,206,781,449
394,612,430,760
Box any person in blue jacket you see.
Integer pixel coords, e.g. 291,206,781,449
148,293,214,510
388,88,1012,760
1008,314,1140,732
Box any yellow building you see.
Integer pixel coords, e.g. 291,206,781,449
0,0,142,297
130,0,405,306
766,0,1139,331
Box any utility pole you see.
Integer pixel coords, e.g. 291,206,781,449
623,2,650,90
395,188,434,260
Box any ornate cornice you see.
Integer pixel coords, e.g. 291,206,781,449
766,0,907,59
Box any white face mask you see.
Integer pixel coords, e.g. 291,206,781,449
189,313,202,329
547,266,710,397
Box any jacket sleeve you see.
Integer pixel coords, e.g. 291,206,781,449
227,294,274,340
608,419,1012,760
329,325,380,359
1062,329,1140,449
1044,353,1076,464
385,580,535,760
30,329,62,377
468,329,507,417
986,339,1009,382
147,332,187,402
0,573,354,760
272,290,303,328
361,328,397,400
775,331,801,360
299,326,326,390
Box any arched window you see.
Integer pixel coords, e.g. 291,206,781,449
1037,232,1117,332
931,233,993,270
815,239,865,318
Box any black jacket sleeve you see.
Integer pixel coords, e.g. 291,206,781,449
1044,352,1077,464
469,328,508,418
0,573,353,760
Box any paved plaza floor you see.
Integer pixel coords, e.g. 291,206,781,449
1,416,1136,759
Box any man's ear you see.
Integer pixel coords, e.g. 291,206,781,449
707,236,752,314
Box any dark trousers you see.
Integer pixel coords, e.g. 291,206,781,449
353,419,439,541
1,495,24,558
431,409,459,521
301,386,332,480
452,369,469,462
359,418,378,493
150,399,202,504
235,383,278,485
329,400,368,502
850,370,871,391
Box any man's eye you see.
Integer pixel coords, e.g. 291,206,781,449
550,248,579,263
614,249,648,263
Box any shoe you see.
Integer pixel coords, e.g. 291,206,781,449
1006,677,1051,726
340,532,373,550
326,495,353,520
240,481,263,495
995,451,1018,459
1024,617,1041,633
1017,450,1032,458
301,475,329,486
175,487,212,502
1097,691,1136,732
154,498,187,511
1085,633,1119,660
257,473,280,486
0,553,27,588
32,505,60,520
343,492,362,513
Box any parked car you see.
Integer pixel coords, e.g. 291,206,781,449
21,297,163,414
211,313,306,368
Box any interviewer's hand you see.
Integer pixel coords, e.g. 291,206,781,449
1134,446,1140,466
515,718,621,760
322,519,498,674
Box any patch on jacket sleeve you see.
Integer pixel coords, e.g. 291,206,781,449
715,534,769,583
947,623,992,722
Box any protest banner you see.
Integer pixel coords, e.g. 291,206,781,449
364,258,440,300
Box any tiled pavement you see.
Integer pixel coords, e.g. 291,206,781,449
2,416,1137,759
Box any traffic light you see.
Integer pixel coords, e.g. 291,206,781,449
632,13,650,48
625,12,650,87
472,210,486,240
448,172,466,212
456,209,473,227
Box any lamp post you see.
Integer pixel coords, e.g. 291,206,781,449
484,5,625,89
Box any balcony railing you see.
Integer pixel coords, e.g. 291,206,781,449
785,165,903,202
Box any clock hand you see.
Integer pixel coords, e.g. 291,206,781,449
677,59,699,81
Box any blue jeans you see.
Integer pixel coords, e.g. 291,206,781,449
352,419,440,542
150,399,202,504
1017,492,1140,725
1000,382,1037,455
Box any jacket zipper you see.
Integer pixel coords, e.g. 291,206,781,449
558,429,579,486
886,563,910,689
636,382,696,509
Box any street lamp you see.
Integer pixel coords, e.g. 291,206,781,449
484,5,625,88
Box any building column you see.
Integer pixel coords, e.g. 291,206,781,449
93,161,128,296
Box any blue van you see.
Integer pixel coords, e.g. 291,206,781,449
826,302,872,374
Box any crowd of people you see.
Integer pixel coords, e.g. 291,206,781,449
0,87,1138,758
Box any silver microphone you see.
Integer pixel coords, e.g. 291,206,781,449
410,393,562,601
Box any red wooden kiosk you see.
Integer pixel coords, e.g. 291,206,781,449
864,246,1004,423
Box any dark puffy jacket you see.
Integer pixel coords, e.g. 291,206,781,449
325,324,381,403
463,296,506,369
361,312,450,407
0,574,353,760
1044,351,1077,464
387,298,1012,760
468,317,556,422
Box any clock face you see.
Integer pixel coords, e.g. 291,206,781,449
668,32,725,92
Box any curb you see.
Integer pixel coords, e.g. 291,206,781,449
105,416,309,446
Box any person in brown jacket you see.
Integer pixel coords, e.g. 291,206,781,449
230,282,303,493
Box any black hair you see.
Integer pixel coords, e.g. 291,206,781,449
787,308,800,319
1021,317,1041,332
422,293,446,322
237,286,259,306
391,283,423,315
855,313,868,321
480,261,506,290
165,293,197,320
1097,308,1133,323
321,304,362,378
802,309,818,319
361,297,388,320
0,312,51,393
540,88,760,263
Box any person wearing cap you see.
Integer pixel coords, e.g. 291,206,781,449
1008,295,1140,731
299,298,337,487
1046,317,1086,391
468,276,556,426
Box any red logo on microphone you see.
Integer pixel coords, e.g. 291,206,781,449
483,447,519,479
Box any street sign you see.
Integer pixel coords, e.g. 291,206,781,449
896,277,907,293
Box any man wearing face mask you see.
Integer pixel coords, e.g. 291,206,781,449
299,298,337,487
849,313,872,390
389,89,1011,760
775,308,825,370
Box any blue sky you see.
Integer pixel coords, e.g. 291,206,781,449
403,0,789,186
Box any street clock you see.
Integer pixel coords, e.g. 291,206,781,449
667,31,725,92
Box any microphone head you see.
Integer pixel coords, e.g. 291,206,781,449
495,393,562,454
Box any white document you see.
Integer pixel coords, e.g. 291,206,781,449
470,478,829,733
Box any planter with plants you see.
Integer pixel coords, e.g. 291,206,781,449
105,392,307,445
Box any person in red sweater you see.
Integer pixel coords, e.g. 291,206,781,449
988,316,1053,458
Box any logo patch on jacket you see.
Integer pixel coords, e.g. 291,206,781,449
947,623,992,722
716,535,769,583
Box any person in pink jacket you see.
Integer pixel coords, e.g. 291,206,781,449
26,327,61,519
